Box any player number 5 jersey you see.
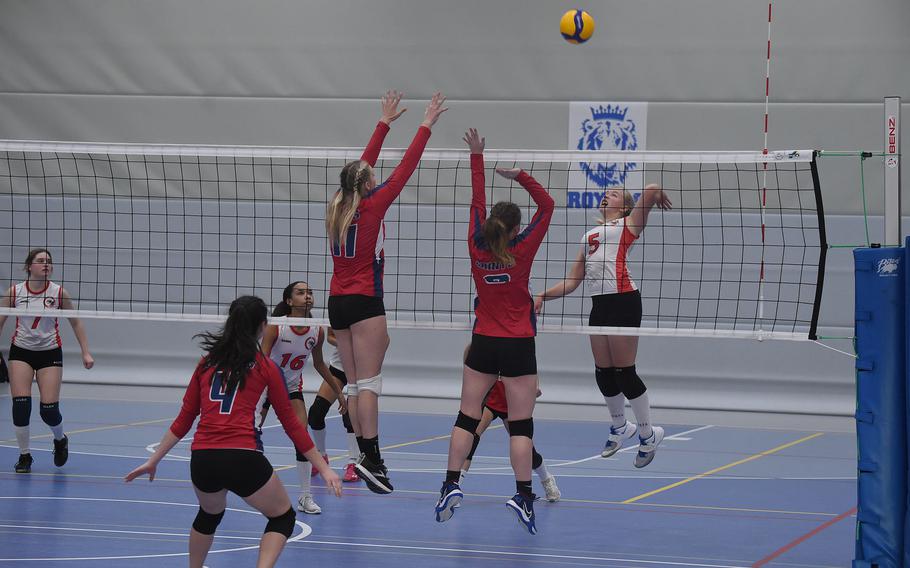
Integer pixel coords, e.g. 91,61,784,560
583,221,638,297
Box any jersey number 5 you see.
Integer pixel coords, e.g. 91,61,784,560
331,224,358,258
209,372,238,414
587,233,601,255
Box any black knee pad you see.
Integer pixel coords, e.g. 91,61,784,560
531,447,543,470
295,447,308,462
341,409,354,433
595,366,621,397
192,508,225,535
615,365,647,400
508,418,534,439
264,507,296,538
454,411,480,435
465,433,481,460
308,396,331,430
39,401,62,427
12,397,32,427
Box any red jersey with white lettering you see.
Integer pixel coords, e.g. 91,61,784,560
329,122,432,298
582,220,638,296
484,380,508,414
468,154,554,338
169,351,314,453
11,280,62,350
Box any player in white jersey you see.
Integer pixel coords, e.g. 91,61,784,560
0,248,94,473
307,328,362,483
260,281,345,514
535,185,672,468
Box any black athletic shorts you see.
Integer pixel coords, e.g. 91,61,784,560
327,294,386,330
465,334,537,378
8,344,63,370
485,405,509,421
589,290,642,328
190,449,274,497
329,365,347,385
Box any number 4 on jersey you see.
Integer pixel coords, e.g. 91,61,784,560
209,372,237,414
331,224,358,258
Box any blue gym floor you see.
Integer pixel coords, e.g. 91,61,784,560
0,390,855,567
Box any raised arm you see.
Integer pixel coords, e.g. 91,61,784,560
360,90,406,166
627,183,672,237
464,128,487,249
60,288,93,369
370,92,448,212
497,168,555,253
534,250,586,313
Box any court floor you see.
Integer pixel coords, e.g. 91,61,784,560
0,385,855,567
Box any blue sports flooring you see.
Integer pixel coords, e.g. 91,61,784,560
0,388,855,567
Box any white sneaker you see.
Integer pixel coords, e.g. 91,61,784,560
297,494,322,514
541,475,561,502
602,421,638,458
633,426,665,468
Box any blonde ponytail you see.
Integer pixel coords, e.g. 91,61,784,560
326,160,370,248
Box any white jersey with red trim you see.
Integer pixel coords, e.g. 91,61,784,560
268,325,321,394
582,221,639,297
11,281,63,350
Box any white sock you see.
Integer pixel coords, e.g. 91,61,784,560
312,428,327,454
604,394,627,428
534,462,551,481
346,433,359,463
297,461,311,497
15,426,29,454
50,423,64,441
629,392,652,439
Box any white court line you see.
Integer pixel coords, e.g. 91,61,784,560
284,537,749,568
0,496,310,562
0,443,189,463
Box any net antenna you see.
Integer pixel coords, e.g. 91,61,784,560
884,96,902,246
0,141,825,341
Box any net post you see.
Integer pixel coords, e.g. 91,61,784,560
884,96,901,246
853,245,906,567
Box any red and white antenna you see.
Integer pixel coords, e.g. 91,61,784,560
758,1,772,338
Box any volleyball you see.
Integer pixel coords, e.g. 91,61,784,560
560,9,595,44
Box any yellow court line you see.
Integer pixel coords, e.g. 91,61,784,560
0,417,173,445
275,424,505,471
622,431,825,504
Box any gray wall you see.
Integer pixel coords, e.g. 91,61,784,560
2,0,909,415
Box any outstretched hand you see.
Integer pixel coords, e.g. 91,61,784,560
380,90,407,125
463,128,485,154
421,92,448,128
495,167,521,180
124,460,157,482
533,294,544,314
646,184,672,210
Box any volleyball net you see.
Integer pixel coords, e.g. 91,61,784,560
0,140,825,340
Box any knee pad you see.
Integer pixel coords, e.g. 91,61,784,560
341,410,354,434
508,418,534,439
308,396,331,430
295,447,308,462
615,365,647,400
192,508,225,535
595,367,621,397
356,374,382,396
12,396,31,427
465,433,481,460
39,401,62,427
454,411,480,435
532,447,543,470
264,507,296,538
345,383,358,396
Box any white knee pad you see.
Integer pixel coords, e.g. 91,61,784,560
344,383,358,396
356,374,383,396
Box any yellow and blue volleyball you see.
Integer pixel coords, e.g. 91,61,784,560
560,9,595,44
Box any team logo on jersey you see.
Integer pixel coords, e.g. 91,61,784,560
305,337,317,351
43,297,56,308
483,274,511,285
577,105,639,188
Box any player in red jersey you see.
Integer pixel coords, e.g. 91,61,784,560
259,281,345,514
535,185,672,468
125,296,341,568
435,129,553,535
325,90,447,494
0,248,94,474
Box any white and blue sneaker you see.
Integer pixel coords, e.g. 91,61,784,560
506,492,538,535
434,481,463,522
633,426,665,468
602,420,638,458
